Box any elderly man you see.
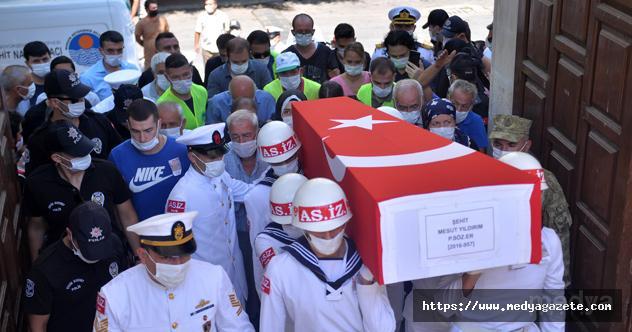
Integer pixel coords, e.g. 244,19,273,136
224,110,270,325
447,79,488,151
489,114,572,286
141,52,170,102
157,102,187,138
392,79,425,125
0,65,33,117
207,75,275,126
206,38,272,98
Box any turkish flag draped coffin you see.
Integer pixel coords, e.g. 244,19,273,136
293,97,542,285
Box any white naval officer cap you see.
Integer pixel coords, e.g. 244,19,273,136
104,69,142,90
388,6,421,25
176,123,228,154
128,211,198,257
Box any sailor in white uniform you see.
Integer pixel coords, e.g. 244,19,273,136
252,173,307,297
92,211,255,332
260,178,396,332
244,121,302,258
92,69,142,114
166,123,258,306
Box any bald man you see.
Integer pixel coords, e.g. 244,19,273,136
206,75,276,126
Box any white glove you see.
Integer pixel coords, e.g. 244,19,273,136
359,265,375,283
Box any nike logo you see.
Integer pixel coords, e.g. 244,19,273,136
129,175,173,193
129,166,173,193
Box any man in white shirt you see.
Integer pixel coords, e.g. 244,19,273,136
194,0,231,64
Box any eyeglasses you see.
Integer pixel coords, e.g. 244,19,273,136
396,103,421,112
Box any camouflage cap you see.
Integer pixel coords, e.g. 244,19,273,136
488,114,532,143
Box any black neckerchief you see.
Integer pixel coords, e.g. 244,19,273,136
260,222,295,245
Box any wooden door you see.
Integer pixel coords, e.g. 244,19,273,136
512,0,632,331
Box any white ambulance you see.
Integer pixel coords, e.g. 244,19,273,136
0,0,139,72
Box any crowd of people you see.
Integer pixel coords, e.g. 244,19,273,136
0,0,574,331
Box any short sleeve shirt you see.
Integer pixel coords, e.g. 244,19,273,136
23,238,128,331
195,10,230,52
283,43,339,84
23,159,131,249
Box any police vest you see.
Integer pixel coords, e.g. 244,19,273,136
157,84,207,130
264,77,321,101
357,83,394,108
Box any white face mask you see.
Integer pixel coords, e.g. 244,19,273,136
372,84,392,98
230,62,248,75
282,115,293,128
271,157,299,176
390,56,409,70
455,110,469,124
61,101,86,118
492,141,528,159
429,30,437,41
401,111,421,124
232,140,257,158
294,33,313,46
171,79,192,95
280,74,301,90
159,126,181,138
20,83,36,100
146,252,190,289
344,64,363,76
430,126,456,140
156,74,171,91
307,231,345,255
282,224,304,238
31,62,50,78
131,130,160,152
195,154,225,178
104,54,123,67
60,153,92,172
71,239,99,264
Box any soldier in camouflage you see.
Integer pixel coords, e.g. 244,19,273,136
489,114,572,286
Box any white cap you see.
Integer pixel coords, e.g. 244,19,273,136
377,106,404,120
128,211,197,236
104,69,142,89
275,52,300,74
176,123,227,150
291,178,352,232
127,211,198,256
270,173,308,224
257,121,301,163
499,152,549,190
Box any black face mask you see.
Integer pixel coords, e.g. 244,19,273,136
148,10,159,17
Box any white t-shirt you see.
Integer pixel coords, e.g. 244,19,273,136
195,10,230,53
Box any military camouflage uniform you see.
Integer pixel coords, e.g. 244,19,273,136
489,114,572,286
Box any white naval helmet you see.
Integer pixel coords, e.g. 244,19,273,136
376,106,404,120
270,173,308,225
291,178,352,232
257,120,301,163
499,152,549,190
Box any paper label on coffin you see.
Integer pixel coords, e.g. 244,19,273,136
292,97,542,284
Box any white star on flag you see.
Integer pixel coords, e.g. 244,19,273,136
329,115,396,131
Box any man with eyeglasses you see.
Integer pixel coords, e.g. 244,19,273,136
392,79,424,125
447,79,488,151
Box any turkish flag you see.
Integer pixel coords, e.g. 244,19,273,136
293,97,542,284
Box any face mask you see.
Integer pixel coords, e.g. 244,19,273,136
485,38,492,51
194,153,225,178
390,56,409,70
171,79,192,94
253,57,269,67
295,33,313,47
71,239,99,264
59,153,92,172
60,101,86,118
492,147,511,160
232,140,257,158
307,231,345,255
146,251,190,289
280,74,301,90
455,110,469,124
401,111,421,125
372,84,392,98
131,130,160,151
337,47,346,58
205,5,217,14
230,62,248,75
429,30,437,41
156,74,171,91
31,62,50,78
271,157,299,176
344,64,363,76
282,224,304,238
148,9,159,17
430,126,456,140
104,54,123,67
282,115,293,128
20,83,36,100
406,30,415,37
160,126,181,138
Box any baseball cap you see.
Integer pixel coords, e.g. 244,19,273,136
104,69,142,90
113,84,143,123
44,69,91,99
275,52,300,74
449,53,478,82
47,121,95,157
69,201,116,261
176,123,228,154
423,9,449,29
489,114,533,143
442,15,469,38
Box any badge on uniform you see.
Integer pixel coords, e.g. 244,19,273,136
168,158,182,176
228,292,243,316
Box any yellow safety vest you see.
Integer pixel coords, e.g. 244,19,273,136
264,77,321,101
157,84,207,130
357,83,394,108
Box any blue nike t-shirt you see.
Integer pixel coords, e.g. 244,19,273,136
109,137,190,221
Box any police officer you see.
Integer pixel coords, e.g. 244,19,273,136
92,69,142,114
489,114,572,286
166,123,260,306
260,178,396,331
372,6,434,64
24,69,123,175
23,122,139,260
93,211,255,331
24,202,128,332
